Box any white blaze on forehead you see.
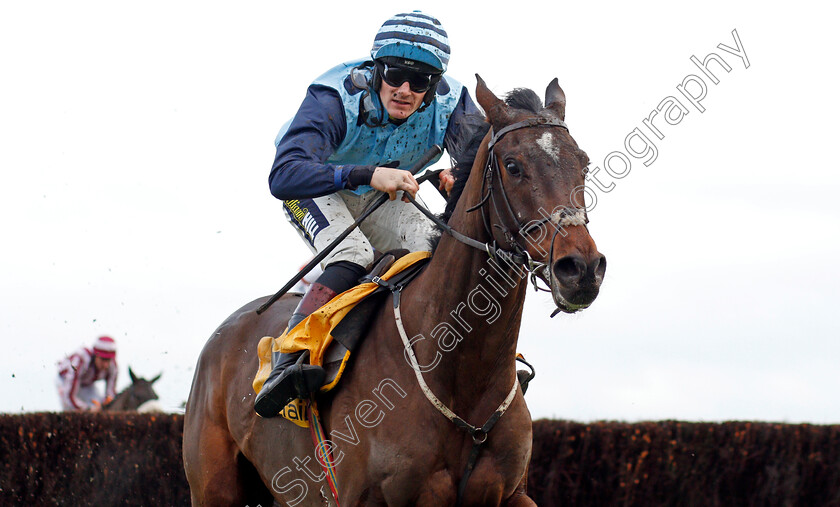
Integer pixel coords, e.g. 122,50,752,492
536,132,560,164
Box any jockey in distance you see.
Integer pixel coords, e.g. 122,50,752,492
56,335,118,411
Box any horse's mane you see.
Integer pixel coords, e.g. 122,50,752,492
504,88,543,114
430,88,542,253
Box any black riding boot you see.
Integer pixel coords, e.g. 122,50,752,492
254,261,366,418
254,348,325,418
516,355,536,395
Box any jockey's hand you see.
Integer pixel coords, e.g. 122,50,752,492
371,167,419,202
438,168,455,195
89,400,103,413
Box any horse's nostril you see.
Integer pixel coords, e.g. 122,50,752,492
594,255,607,281
553,255,587,286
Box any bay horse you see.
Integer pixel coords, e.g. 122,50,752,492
104,367,161,411
183,76,606,506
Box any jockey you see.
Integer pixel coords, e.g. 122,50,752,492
56,335,118,412
255,11,489,417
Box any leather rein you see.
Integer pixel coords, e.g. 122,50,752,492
406,116,588,295
396,116,586,505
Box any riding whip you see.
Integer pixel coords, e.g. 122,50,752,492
256,144,442,315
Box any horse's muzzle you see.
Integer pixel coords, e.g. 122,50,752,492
549,253,607,313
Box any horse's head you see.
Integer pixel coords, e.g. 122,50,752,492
473,76,606,313
124,367,161,410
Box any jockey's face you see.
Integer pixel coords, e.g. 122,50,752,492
379,79,424,120
94,356,112,371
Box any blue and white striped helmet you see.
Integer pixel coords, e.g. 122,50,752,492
370,11,450,73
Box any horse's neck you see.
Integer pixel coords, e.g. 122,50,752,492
404,146,528,403
106,389,129,411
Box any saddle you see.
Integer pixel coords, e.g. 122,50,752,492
253,251,431,427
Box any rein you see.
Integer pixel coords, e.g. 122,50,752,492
406,116,587,295
398,117,585,505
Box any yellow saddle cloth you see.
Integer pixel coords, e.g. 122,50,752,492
253,251,431,427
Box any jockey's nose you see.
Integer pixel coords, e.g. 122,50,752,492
397,82,411,93
552,254,607,288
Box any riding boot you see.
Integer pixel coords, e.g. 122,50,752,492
254,261,366,418
254,282,336,418
517,369,533,395
254,349,324,417
287,282,338,332
516,355,536,395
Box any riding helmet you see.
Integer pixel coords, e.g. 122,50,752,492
92,335,117,359
370,11,451,73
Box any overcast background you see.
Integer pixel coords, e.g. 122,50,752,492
2,1,838,423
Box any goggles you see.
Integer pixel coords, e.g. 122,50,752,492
380,63,439,93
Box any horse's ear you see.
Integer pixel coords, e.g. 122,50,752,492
129,367,137,383
475,74,513,126
151,373,161,384
545,78,566,120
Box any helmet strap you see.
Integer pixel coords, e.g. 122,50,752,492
351,62,388,127
417,76,442,112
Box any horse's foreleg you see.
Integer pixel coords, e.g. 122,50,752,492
503,492,538,507
503,473,538,507
184,420,269,506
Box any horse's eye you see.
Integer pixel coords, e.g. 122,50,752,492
505,161,521,177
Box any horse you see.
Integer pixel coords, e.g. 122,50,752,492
183,76,606,506
104,367,162,412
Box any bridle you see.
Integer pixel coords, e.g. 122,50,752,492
398,115,589,505
407,115,588,295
